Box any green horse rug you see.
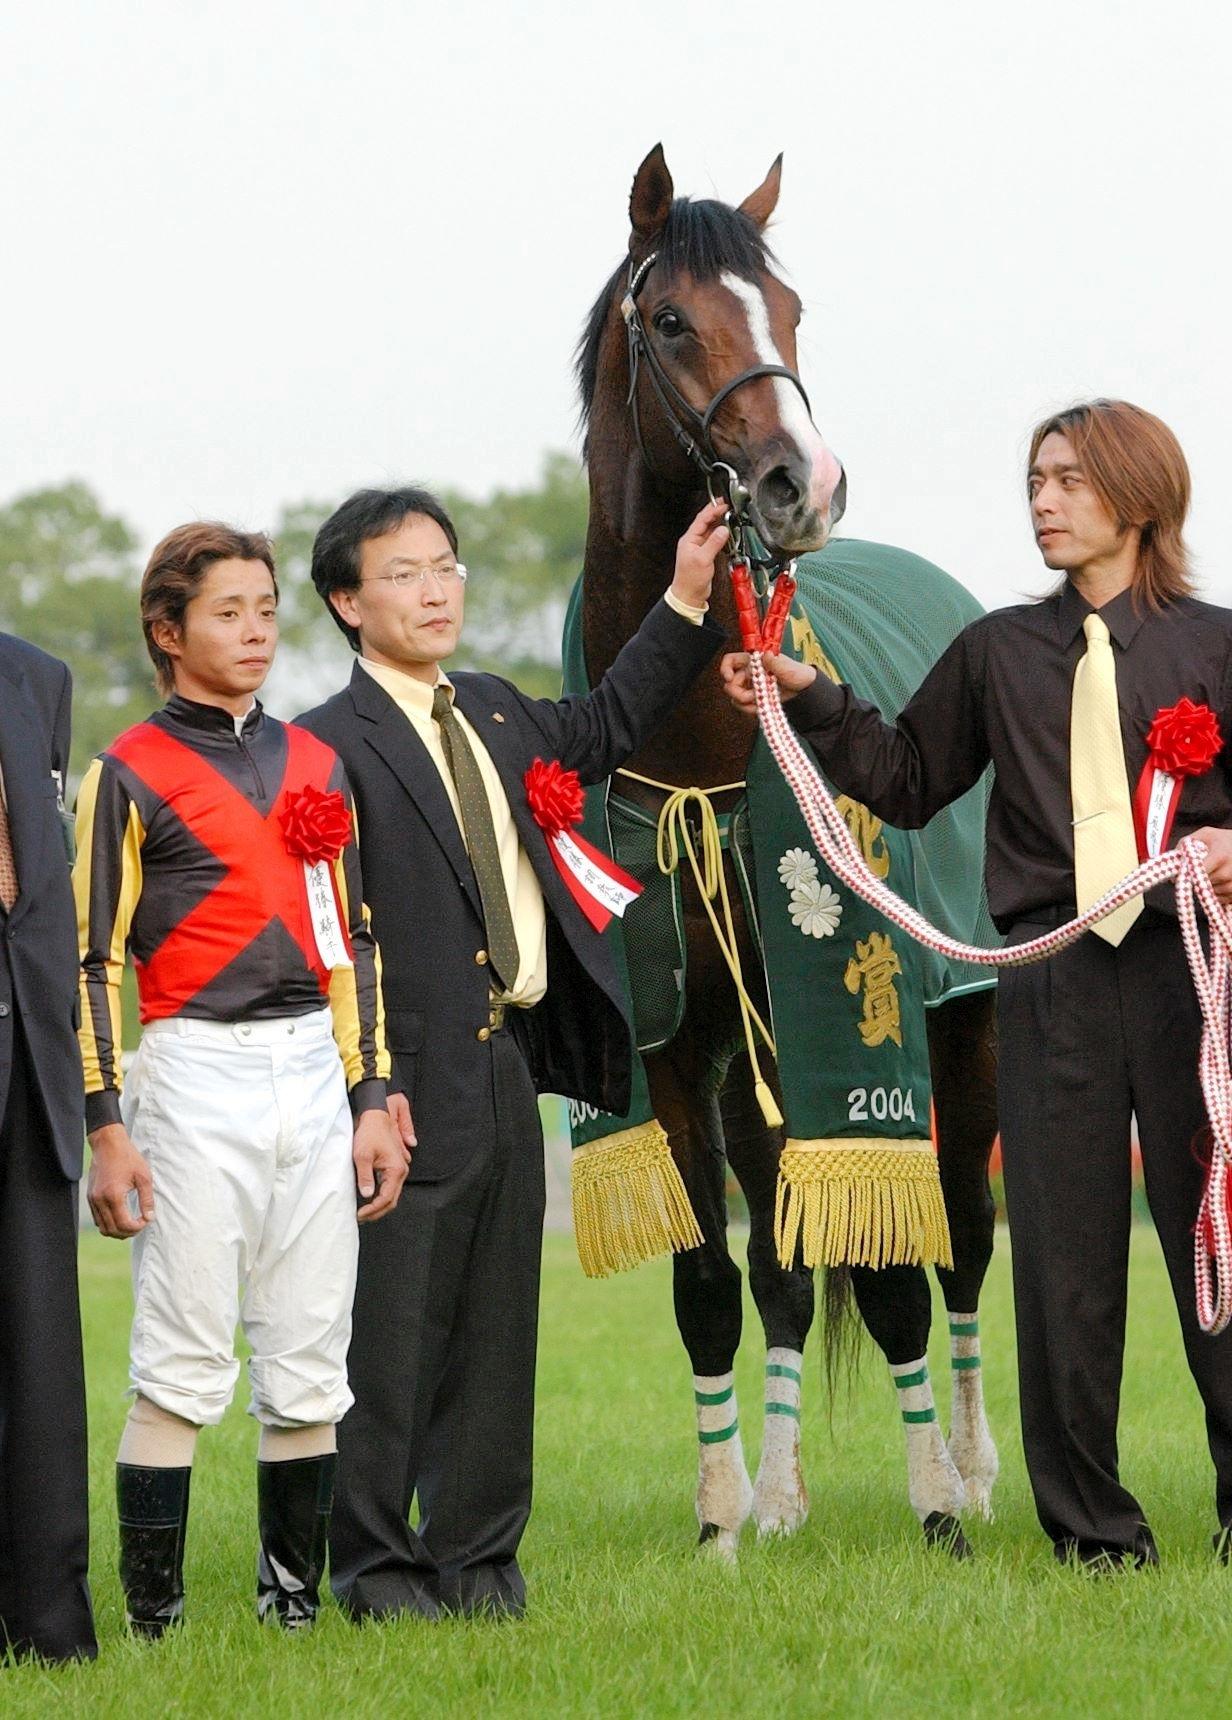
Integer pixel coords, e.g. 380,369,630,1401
563,538,998,1279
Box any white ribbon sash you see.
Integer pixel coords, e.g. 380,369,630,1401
548,828,642,931
304,859,352,970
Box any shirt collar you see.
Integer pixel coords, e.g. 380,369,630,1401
358,656,453,717
163,693,264,738
1056,579,1146,651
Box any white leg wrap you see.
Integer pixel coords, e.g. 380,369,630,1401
753,1347,809,1537
694,1372,753,1557
890,1358,966,1523
945,1313,999,1519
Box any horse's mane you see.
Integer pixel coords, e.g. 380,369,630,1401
575,196,776,438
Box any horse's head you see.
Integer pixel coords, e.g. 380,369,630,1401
579,145,846,557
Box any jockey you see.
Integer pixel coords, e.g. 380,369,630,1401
74,522,405,1634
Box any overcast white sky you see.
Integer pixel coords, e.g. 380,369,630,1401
3,0,1229,612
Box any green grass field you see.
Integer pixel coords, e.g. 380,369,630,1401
5,1228,1231,1717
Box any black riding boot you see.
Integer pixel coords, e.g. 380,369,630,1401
116,1464,192,1639
256,1454,336,1630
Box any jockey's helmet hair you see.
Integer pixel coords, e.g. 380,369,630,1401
142,521,277,695
311,487,460,652
1028,399,1193,610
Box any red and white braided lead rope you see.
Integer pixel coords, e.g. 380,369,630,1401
750,653,1232,1335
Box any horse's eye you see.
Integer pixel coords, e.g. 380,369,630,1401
653,308,685,338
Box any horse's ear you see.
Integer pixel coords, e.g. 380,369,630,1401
629,144,674,247
738,154,783,229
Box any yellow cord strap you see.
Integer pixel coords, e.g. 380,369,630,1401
616,767,748,797
613,769,780,1129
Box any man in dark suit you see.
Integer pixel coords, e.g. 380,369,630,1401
0,633,97,1662
298,486,728,1620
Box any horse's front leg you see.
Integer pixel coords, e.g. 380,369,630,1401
721,1053,814,1537
647,1041,752,1561
929,989,1000,1518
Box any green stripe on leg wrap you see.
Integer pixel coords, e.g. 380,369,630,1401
951,1355,982,1371
765,1363,801,1384
949,1320,979,1336
764,1402,800,1420
694,1386,734,1406
698,1421,739,1444
902,1407,938,1425
893,1367,929,1391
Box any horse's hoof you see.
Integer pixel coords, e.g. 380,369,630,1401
961,1474,996,1521
922,1512,972,1560
754,1508,809,1539
753,1488,809,1538
698,1522,740,1561
948,1431,999,1522
753,1460,809,1538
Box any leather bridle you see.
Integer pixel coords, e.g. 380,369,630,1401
619,249,813,501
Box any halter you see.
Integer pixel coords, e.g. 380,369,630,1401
620,250,814,533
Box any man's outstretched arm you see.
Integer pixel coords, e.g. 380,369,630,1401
523,499,731,783
720,624,991,829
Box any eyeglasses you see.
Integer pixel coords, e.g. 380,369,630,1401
362,562,469,589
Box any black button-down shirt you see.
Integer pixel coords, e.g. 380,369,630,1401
788,582,1232,931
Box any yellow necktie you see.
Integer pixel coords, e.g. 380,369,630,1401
1070,612,1142,946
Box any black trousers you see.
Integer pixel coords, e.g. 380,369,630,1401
0,1018,96,1661
999,910,1232,1558
330,1021,546,1618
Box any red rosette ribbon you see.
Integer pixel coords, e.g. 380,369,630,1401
1145,698,1223,778
280,785,353,866
525,758,585,836
1133,698,1224,862
523,758,641,932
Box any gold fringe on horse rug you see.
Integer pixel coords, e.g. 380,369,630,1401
571,1124,702,1278
775,1138,953,1270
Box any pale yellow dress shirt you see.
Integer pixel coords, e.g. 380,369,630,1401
357,592,705,1009
359,659,550,1006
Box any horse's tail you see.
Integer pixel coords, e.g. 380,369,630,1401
819,1263,867,1409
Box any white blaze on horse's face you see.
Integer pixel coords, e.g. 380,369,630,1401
718,270,844,554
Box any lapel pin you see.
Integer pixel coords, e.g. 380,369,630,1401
492,712,505,723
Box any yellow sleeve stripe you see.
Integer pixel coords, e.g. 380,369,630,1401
326,852,391,1087
74,760,145,1098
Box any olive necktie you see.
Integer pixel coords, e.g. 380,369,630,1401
1070,612,1142,946
0,789,18,912
431,685,521,991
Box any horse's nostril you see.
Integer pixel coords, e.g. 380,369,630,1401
758,465,803,515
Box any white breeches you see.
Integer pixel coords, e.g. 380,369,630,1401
121,1009,358,1429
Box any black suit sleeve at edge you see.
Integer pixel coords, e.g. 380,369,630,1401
54,660,72,782
517,599,726,786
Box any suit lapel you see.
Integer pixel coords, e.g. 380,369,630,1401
0,652,49,923
348,664,482,917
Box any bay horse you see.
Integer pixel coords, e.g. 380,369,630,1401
575,146,999,1557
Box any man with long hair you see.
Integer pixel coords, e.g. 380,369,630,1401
75,523,406,1634
721,399,1232,1568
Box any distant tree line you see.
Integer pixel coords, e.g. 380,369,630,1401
0,454,589,783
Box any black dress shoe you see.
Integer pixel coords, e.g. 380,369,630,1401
437,1560,526,1619
117,1463,192,1638
336,1568,442,1623
256,1455,335,1631
1054,1535,1159,1573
